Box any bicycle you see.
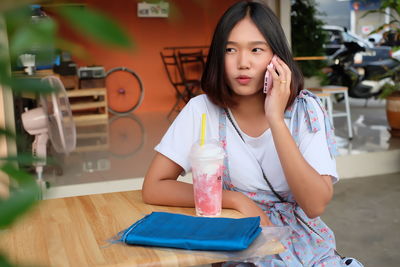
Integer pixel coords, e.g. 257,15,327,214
106,67,144,115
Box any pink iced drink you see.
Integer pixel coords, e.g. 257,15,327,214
190,140,225,217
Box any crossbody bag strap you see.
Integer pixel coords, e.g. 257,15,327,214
224,108,343,258
224,109,285,203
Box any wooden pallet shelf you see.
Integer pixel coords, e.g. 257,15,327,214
70,101,107,111
67,88,106,97
66,87,108,123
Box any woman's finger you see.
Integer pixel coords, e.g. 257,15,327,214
274,57,291,92
272,57,287,89
277,57,292,88
267,63,281,88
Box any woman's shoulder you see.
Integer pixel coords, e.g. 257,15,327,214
286,90,321,116
187,94,213,105
187,94,208,105
290,90,323,115
294,90,339,157
286,89,328,133
302,90,325,116
186,94,220,113
297,89,320,104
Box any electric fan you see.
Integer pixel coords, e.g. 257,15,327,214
21,75,76,180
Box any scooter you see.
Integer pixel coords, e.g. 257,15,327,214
326,41,400,99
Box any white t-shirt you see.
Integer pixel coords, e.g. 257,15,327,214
155,95,338,192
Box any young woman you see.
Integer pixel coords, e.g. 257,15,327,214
143,1,362,266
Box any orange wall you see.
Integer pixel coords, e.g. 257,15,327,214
57,0,238,113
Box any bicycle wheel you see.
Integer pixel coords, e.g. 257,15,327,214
106,67,144,115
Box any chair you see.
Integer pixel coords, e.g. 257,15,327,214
308,85,353,139
160,51,190,118
177,50,205,99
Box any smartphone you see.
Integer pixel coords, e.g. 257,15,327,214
263,55,277,94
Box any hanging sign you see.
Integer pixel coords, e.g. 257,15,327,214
138,2,169,18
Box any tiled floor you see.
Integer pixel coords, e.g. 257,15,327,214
333,98,400,154
322,172,400,266
40,97,400,199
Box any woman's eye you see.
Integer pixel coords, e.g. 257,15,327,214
252,48,263,52
225,48,236,53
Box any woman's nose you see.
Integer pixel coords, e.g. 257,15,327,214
238,52,250,69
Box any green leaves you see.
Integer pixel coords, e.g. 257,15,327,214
368,22,395,35
0,153,46,166
379,82,400,99
0,253,13,267
0,163,40,228
0,2,135,233
0,2,134,266
9,16,56,57
0,128,16,140
5,6,56,70
56,6,133,48
361,0,400,39
9,77,55,94
361,0,400,98
0,73,56,94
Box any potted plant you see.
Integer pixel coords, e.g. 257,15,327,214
379,82,400,137
363,0,400,137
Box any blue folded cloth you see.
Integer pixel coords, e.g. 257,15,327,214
117,212,262,251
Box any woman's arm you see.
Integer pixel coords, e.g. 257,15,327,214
265,57,333,218
142,153,195,206
270,121,333,218
142,153,273,226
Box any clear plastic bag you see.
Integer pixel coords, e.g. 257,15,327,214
221,226,292,262
146,225,292,262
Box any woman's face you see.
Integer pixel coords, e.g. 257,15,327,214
224,16,273,97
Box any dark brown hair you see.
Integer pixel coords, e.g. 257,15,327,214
201,1,303,109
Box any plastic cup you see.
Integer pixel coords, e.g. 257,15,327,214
189,139,225,217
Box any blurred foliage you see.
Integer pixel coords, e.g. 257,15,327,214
0,253,15,267
362,0,400,46
378,60,400,99
291,0,328,78
362,0,400,98
379,82,400,99
56,6,133,48
393,46,400,52
0,163,40,227
0,0,134,266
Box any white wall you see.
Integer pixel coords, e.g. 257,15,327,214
256,0,292,48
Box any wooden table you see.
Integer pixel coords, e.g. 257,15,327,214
0,191,284,267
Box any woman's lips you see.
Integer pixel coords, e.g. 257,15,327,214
236,76,252,85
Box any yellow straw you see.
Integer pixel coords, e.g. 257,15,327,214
200,113,206,146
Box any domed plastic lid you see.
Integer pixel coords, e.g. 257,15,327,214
189,139,225,161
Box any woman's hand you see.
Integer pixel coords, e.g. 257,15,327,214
264,56,292,126
231,191,274,226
